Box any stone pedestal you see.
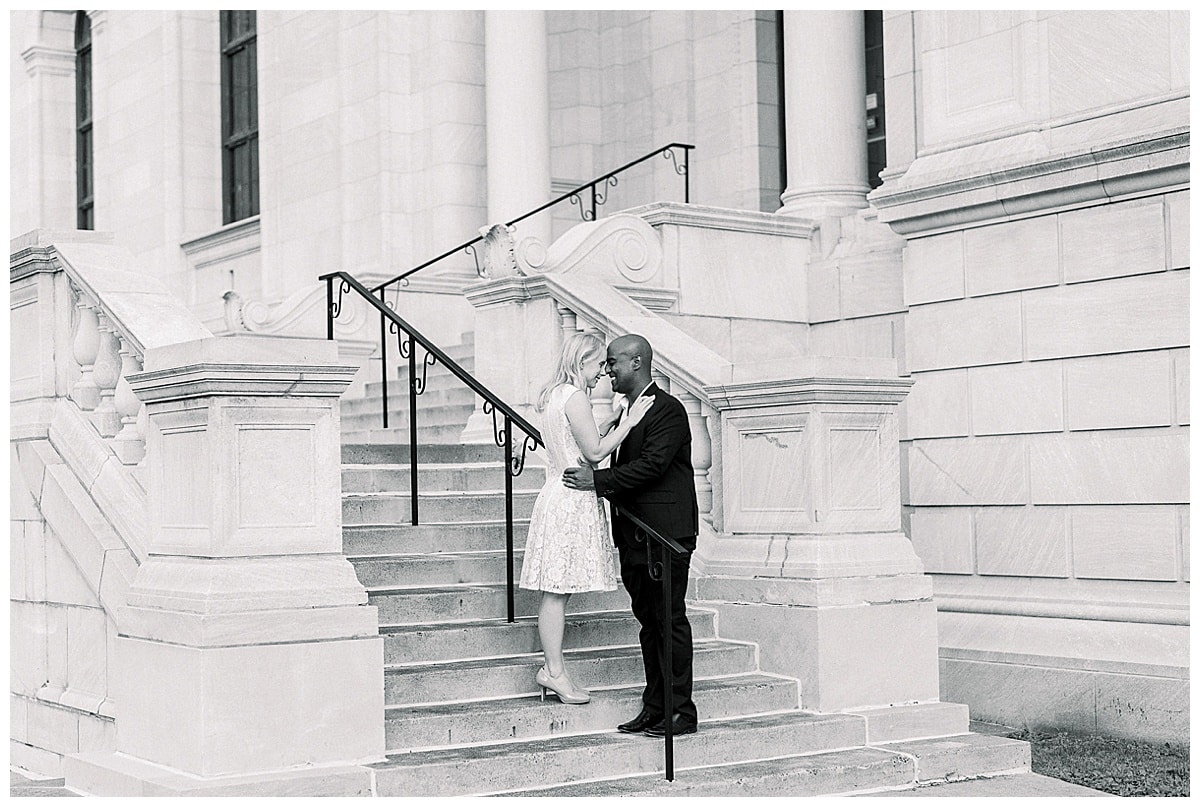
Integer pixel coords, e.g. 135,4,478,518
460,275,559,444
695,361,943,713
64,335,384,797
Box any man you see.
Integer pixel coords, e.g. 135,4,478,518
563,334,699,737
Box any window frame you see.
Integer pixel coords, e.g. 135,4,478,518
220,10,259,224
75,11,94,230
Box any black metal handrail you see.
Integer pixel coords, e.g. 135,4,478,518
323,270,685,781
617,505,688,782
322,270,540,623
371,142,694,296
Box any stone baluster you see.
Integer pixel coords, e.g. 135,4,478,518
111,339,145,464
90,315,123,437
579,322,613,426
71,294,101,410
555,303,577,337
678,390,714,518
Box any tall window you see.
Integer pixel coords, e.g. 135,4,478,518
75,11,93,230
220,11,259,224
864,10,886,189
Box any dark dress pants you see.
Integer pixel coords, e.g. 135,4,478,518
619,542,697,724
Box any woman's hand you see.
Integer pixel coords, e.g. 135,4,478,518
623,393,654,427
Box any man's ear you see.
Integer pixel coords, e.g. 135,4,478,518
631,355,642,369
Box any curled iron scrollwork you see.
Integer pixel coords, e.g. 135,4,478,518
648,555,665,582
569,193,595,222
413,350,437,395
465,242,485,278
393,326,411,359
662,147,687,176
330,278,352,320
510,433,539,477
483,400,507,448
594,174,619,207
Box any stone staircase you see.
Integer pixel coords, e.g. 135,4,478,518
340,333,478,445
335,333,1030,796
338,442,1029,796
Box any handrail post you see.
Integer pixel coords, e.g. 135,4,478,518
380,309,389,430
325,277,334,341
504,416,515,624
663,545,675,781
589,181,598,222
683,147,690,204
408,341,418,526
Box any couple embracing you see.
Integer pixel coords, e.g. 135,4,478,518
517,333,699,738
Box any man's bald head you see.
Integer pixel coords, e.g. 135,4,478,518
609,334,653,366
605,334,655,395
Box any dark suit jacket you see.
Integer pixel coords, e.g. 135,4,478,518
593,383,699,553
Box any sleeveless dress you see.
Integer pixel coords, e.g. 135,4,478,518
519,384,618,594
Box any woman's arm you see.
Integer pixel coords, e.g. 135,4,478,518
564,390,651,464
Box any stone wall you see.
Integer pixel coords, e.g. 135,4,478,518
881,9,1190,741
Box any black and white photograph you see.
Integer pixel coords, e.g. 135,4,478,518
8,8,1189,798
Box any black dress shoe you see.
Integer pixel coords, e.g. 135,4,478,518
643,714,698,737
617,708,663,734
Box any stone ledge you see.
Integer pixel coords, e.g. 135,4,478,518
64,751,376,797
625,201,818,238
872,128,1189,236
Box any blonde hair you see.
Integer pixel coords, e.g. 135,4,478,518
536,332,605,411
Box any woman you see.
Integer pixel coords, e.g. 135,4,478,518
519,332,653,704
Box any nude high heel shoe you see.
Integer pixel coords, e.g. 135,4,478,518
536,665,590,704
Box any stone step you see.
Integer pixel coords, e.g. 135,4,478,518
341,425,470,445
340,398,475,427
340,411,473,436
368,582,630,624
515,746,911,797
341,463,545,494
350,549,533,588
342,489,540,524
507,732,1028,798
363,374,477,405
385,640,758,707
341,385,476,417
369,710,866,797
384,673,800,753
342,443,534,465
343,521,532,555
381,609,717,665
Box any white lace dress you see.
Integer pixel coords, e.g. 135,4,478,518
519,384,618,594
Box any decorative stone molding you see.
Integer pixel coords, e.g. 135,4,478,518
181,216,261,270
21,44,75,77
627,201,818,238
476,223,521,278
223,281,370,340
872,127,1190,235
538,213,664,284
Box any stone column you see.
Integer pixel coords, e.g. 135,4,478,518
484,10,552,248
777,11,871,219
65,335,384,797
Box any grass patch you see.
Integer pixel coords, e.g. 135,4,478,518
1006,728,1189,797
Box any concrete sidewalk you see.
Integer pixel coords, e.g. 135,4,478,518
10,768,1107,798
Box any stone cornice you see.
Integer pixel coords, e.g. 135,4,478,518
463,275,551,308
21,44,75,77
624,201,818,239
704,375,913,410
872,128,1190,236
180,216,261,268
128,362,359,403
129,335,357,403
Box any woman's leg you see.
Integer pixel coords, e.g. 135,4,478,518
538,591,571,677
